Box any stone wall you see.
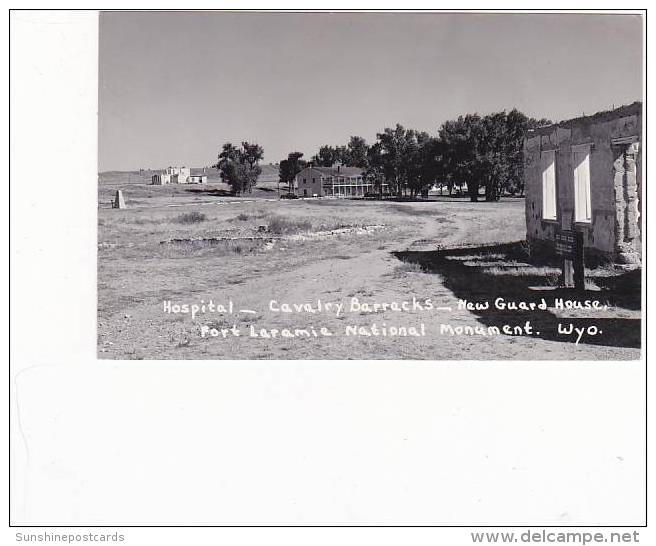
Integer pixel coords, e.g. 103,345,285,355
524,103,642,263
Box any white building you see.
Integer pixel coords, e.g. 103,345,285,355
152,166,192,185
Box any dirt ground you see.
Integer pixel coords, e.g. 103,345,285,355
98,176,641,360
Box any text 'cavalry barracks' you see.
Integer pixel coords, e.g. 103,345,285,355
523,102,642,265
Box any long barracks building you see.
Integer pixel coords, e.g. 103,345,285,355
294,165,387,197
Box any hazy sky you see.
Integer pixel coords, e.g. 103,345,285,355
99,11,643,172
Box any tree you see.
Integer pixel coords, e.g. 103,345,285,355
279,151,307,194
437,111,550,202
241,141,264,170
214,143,241,192
213,141,264,195
504,110,551,196
311,137,369,169
240,141,263,194
344,136,369,168
310,145,338,167
400,129,420,197
375,124,411,198
479,111,551,200
438,114,485,201
414,133,441,197
481,111,510,201
364,142,386,196
361,125,438,199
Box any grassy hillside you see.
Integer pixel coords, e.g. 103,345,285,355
100,164,280,186
99,165,281,199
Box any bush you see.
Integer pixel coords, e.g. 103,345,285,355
393,262,424,276
267,215,312,234
174,211,207,224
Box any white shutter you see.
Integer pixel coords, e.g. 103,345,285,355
573,145,592,222
541,150,556,220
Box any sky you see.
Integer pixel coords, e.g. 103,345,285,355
98,11,643,172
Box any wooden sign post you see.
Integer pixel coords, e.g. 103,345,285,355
555,230,585,290
572,231,585,290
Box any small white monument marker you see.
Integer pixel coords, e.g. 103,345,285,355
113,190,126,209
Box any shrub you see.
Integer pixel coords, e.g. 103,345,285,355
174,211,207,224
267,215,312,234
392,262,424,276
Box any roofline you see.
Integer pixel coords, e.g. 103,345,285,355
296,168,363,177
527,101,642,136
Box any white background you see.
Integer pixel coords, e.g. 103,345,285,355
7,4,651,544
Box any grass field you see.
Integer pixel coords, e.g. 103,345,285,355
98,174,641,360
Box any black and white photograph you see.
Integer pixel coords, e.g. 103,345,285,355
98,11,643,360
9,7,649,534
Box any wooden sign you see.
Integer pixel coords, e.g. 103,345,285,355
556,229,585,289
555,230,578,258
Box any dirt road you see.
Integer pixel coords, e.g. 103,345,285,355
97,195,640,360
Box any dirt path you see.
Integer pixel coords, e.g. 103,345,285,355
98,199,640,360
202,207,639,361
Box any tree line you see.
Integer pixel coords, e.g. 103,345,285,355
217,109,550,201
